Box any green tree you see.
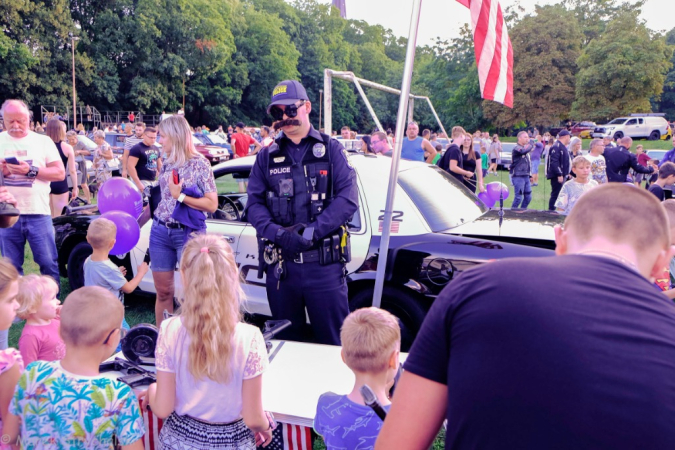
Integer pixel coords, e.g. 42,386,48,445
483,4,584,129
563,0,645,45
653,28,675,119
572,11,672,121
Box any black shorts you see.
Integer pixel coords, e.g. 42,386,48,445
490,158,497,163
50,179,69,195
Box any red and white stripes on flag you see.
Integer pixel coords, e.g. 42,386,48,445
456,0,514,108
141,403,163,450
281,423,312,450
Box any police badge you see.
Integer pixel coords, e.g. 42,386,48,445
313,143,326,158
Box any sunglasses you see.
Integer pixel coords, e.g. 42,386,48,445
103,327,128,345
270,100,306,121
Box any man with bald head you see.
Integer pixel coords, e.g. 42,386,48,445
377,184,675,449
604,136,655,183
0,100,64,277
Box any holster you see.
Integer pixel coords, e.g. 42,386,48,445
257,236,268,279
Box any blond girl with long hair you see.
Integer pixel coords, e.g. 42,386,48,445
146,234,274,449
150,115,217,327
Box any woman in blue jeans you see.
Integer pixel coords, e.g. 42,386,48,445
150,116,217,327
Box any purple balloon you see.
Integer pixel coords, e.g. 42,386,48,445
486,182,510,203
98,177,143,218
100,211,141,256
478,191,495,208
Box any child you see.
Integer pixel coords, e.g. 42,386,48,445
0,258,21,449
16,275,65,365
648,162,675,201
480,146,489,179
314,307,401,449
84,217,149,330
555,156,599,215
3,287,145,449
634,145,651,186
145,234,274,449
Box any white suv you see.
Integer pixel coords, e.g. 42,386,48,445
592,114,671,141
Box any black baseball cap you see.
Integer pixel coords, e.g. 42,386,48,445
267,80,309,113
558,130,571,137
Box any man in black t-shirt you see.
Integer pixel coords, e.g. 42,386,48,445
376,184,675,450
438,126,473,185
127,127,161,192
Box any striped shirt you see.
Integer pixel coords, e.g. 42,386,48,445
124,135,144,151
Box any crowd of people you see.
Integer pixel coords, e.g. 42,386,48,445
3,89,675,449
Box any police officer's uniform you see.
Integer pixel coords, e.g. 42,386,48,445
546,132,571,211
246,80,358,345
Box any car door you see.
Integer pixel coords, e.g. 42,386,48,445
625,118,640,138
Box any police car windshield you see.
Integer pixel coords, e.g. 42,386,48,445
398,166,487,232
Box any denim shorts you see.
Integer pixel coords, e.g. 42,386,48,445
531,158,541,174
149,220,186,272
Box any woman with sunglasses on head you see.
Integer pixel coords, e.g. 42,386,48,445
150,115,218,328
246,80,358,346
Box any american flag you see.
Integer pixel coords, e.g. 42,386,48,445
378,221,400,233
140,402,163,450
259,423,313,450
456,0,514,108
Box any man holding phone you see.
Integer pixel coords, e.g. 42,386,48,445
0,99,65,280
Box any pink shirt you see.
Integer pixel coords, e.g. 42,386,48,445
18,318,66,366
0,348,23,449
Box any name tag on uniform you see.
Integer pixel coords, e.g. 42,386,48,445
274,157,286,163
270,167,291,175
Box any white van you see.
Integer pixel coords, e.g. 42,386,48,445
592,114,671,141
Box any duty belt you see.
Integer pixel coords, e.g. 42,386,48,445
292,249,321,264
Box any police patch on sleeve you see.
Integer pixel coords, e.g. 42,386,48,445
342,148,354,169
312,143,326,158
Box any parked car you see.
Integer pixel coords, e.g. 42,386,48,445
103,133,128,156
592,114,672,141
193,133,233,160
498,143,516,169
53,154,563,349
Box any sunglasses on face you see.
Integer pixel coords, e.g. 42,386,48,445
103,327,128,345
270,101,306,121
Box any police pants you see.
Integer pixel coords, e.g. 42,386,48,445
266,261,349,346
549,177,563,211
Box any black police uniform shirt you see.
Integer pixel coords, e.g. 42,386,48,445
246,126,358,243
404,255,675,450
604,146,654,183
546,140,570,179
438,144,464,185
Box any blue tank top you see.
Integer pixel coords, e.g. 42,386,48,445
401,137,425,162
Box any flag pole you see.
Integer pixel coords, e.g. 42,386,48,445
372,0,423,308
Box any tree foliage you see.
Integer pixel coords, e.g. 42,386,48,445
572,12,672,121
483,5,583,129
0,0,671,132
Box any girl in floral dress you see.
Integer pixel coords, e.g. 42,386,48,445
145,234,275,449
0,258,21,450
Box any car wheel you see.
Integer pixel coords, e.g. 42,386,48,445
67,241,92,290
349,286,427,351
649,131,660,141
613,131,623,140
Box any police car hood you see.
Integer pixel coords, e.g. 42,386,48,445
446,208,564,247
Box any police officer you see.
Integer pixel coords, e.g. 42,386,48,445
247,80,358,345
546,130,571,211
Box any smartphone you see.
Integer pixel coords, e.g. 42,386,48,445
4,157,20,165
172,169,179,184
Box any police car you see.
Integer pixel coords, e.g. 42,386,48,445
54,153,563,348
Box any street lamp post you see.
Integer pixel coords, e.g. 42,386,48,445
319,89,323,130
71,36,79,130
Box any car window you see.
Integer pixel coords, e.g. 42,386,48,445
638,119,644,124
209,134,227,144
626,119,637,125
398,166,487,232
608,118,627,125
216,173,246,194
77,136,97,151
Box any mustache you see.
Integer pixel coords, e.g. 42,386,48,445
273,119,301,130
